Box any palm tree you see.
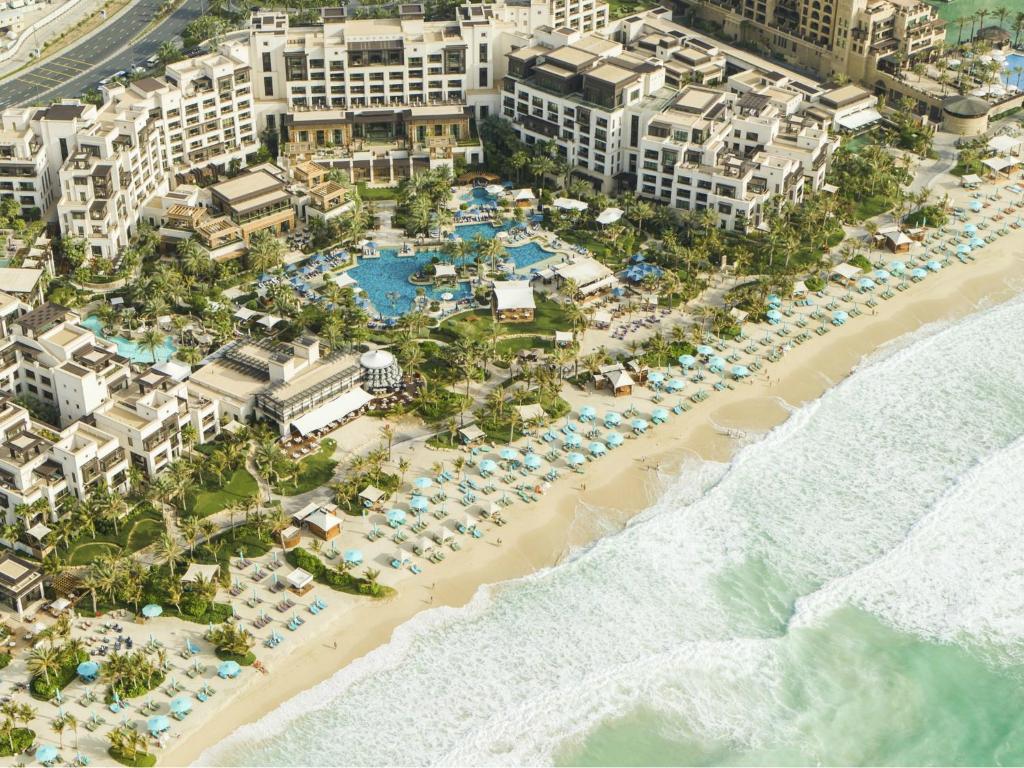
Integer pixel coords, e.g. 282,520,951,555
137,328,167,364
179,516,201,557
156,534,182,576
27,645,62,687
51,715,68,750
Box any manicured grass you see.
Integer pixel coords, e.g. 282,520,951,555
108,748,157,767
431,296,571,342
356,182,399,200
607,0,657,17
275,439,338,496
66,508,165,565
493,335,553,358
853,195,893,221
186,467,259,518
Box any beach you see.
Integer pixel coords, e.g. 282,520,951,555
154,192,1024,766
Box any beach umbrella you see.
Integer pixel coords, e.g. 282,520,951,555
148,715,170,734
926,260,942,272
499,447,521,462
873,269,891,281
76,661,99,679
888,260,906,275
911,267,928,279
647,370,665,384
604,411,622,426
666,378,685,392
957,243,971,255
413,477,433,490
832,310,849,324
696,345,715,357
652,407,669,421
606,432,624,447
631,418,649,432
386,508,407,526
217,660,241,679
563,433,582,449
963,223,977,235
731,365,750,379
588,441,607,456
141,604,162,618
343,549,364,566
410,496,429,512
523,453,543,470
35,746,58,764
567,452,586,466
579,405,596,421
678,354,696,369
970,199,982,212
970,236,985,248
765,309,782,324
708,356,726,372
767,294,781,308
479,458,498,474
857,277,875,291
170,697,192,715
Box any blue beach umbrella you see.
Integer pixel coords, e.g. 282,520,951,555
588,441,607,456
666,378,685,392
141,604,162,618
76,661,99,679
35,746,58,764
970,236,985,248
170,697,192,715
386,508,407,526
148,715,170,734
563,433,582,449
767,294,782,308
499,447,521,462
926,260,942,272
343,549,364,566
765,309,782,324
579,405,596,421
606,432,624,447
604,411,622,426
957,244,971,255
708,356,726,372
652,407,669,421
567,452,586,466
970,199,982,212
696,345,715,357
523,453,543,470
731,365,750,378
217,660,241,679
413,477,433,490
911,267,928,279
678,354,696,368
873,269,891,281
647,370,665,384
479,458,498,474
832,310,849,324
631,418,649,432
410,496,429,512
857,277,875,291
888,260,906,275
963,223,977,235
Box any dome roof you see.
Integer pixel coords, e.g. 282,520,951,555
942,95,990,118
360,349,396,370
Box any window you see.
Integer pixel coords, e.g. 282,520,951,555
479,43,488,63
262,52,272,70
263,76,274,96
479,67,488,88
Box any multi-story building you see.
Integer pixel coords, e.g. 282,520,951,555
208,163,296,243
48,421,130,503
92,367,219,477
0,108,54,219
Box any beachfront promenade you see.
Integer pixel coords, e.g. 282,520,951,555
4,163,1024,766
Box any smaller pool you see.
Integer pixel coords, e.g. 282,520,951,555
81,315,177,363
460,187,498,205
1003,53,1024,86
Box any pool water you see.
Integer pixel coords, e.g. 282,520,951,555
80,315,178,363
348,223,557,316
1002,53,1024,86
460,187,497,205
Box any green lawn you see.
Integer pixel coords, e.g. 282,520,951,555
853,195,893,221
275,439,338,496
493,335,553,358
357,182,399,200
431,296,571,342
186,467,259,518
66,507,165,565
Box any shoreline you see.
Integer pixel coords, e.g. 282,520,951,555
164,222,1024,766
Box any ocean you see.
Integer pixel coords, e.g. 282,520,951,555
199,293,1024,767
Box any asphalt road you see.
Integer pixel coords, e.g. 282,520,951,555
0,0,203,109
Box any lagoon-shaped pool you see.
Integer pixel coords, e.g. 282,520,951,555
80,315,178,363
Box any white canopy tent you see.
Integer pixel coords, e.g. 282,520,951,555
290,387,374,436
181,563,220,584
434,263,457,279
286,568,314,590
233,307,261,321
492,280,536,311
595,207,624,225
552,197,589,211
988,135,1022,155
961,173,983,187
257,314,283,329
983,156,1014,173
333,271,358,289
835,108,882,131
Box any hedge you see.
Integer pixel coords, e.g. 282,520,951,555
108,747,157,767
214,649,256,666
30,650,89,700
0,728,34,757
286,547,394,598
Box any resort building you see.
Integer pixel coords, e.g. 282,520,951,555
491,280,536,322
0,551,45,619
0,107,55,219
208,164,296,244
48,420,130,502
92,367,220,477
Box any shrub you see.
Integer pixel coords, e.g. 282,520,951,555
286,547,394,598
30,649,88,700
215,649,256,666
850,254,872,273
108,747,157,767
805,276,825,292
0,652,10,670
0,727,34,757
179,593,210,619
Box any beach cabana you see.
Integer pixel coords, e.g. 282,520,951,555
285,568,314,595
567,452,586,467
76,661,99,681
359,485,386,510
386,508,407,527
607,432,624,447
588,441,607,457
731,365,750,379
605,369,634,396
515,403,546,425
552,197,589,212
217,660,242,679
961,173,982,187
170,697,192,716
148,716,170,735
280,525,302,550
343,549,364,566
292,502,343,541
458,425,485,445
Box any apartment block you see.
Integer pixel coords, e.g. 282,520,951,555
92,367,219,477
0,108,54,219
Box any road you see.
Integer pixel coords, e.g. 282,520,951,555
0,0,203,109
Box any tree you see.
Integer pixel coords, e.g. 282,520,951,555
158,40,182,65
138,328,167,364
26,646,62,687
246,230,286,274
156,534,182,576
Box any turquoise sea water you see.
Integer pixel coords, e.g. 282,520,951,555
199,291,1024,767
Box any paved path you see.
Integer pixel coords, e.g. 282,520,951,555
0,0,202,108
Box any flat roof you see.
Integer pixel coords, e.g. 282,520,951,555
0,267,42,294
211,169,283,202
586,63,638,86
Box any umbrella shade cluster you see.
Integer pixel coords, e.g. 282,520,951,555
567,452,586,466
731,365,750,379
589,442,607,456
623,263,664,283
766,309,783,324
832,310,849,325
708,357,726,373
170,697,193,715
563,433,583,449
647,370,665,384
523,453,543,470
500,447,521,462
696,345,715,357
857,278,875,291
606,432,624,447
76,661,99,680
926,260,942,272
343,549,364,566
479,458,498,474
631,419,649,433
666,378,685,392
148,715,171,734
678,355,696,368
413,477,433,490
218,660,241,679
604,412,622,426
386,508,407,526
410,496,429,512
579,405,597,421
888,260,906,275
36,746,58,764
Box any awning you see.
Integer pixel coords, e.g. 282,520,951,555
286,568,314,590
459,425,485,442
832,263,862,280
153,360,191,380
181,563,220,583
596,207,623,225
25,523,51,541
729,307,748,323
234,307,260,321
961,174,983,186
835,108,882,130
988,135,1021,154
257,314,282,328
592,310,612,326
290,387,374,436
579,275,618,296
555,330,574,343
983,156,1014,172
552,197,588,211
359,485,385,503
515,403,546,422
434,263,457,278
333,272,357,289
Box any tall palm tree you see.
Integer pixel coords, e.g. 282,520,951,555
27,646,62,687
156,534,182,576
137,328,167,364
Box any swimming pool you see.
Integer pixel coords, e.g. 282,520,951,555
348,225,557,316
1004,53,1024,86
80,315,178,363
460,187,497,205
